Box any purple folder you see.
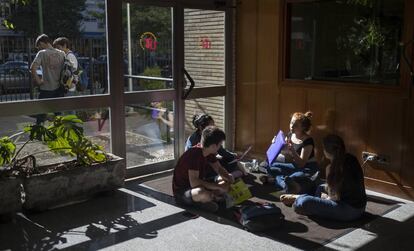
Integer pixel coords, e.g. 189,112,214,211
151,109,160,119
266,130,286,164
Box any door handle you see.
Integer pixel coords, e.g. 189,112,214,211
182,68,194,99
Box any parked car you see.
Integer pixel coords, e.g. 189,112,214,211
0,61,29,71
0,68,32,94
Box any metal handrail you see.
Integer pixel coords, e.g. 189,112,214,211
124,74,173,82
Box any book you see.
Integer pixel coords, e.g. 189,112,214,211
266,130,286,165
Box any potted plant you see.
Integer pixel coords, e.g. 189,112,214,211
0,115,125,213
0,137,23,216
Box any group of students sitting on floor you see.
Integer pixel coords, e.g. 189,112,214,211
172,111,367,222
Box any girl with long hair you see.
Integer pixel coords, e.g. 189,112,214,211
280,134,367,221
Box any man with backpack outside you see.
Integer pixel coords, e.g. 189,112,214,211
53,37,81,96
172,126,235,212
30,34,65,125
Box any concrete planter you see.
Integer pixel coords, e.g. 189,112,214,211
0,176,23,215
23,154,125,211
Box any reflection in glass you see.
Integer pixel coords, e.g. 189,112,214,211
125,102,174,167
0,1,108,104
122,4,173,92
288,0,403,85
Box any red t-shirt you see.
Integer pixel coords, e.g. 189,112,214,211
172,146,217,195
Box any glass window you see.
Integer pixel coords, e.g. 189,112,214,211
184,9,225,87
0,108,110,167
125,102,175,168
0,0,108,104
122,4,173,92
287,0,404,85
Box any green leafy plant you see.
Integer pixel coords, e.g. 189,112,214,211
0,137,16,167
0,115,108,172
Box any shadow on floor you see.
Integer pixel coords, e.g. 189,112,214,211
0,176,404,251
0,189,192,251
132,174,402,251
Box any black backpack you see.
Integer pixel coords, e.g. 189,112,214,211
235,202,284,232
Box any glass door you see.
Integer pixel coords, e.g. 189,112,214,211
122,2,176,176
122,0,233,178
183,8,228,146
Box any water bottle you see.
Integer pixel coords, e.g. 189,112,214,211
251,159,258,172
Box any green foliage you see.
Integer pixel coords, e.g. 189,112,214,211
3,0,86,38
338,18,385,56
141,66,164,90
123,5,172,56
24,124,56,142
125,5,171,42
45,115,107,165
68,137,107,166
0,115,107,170
0,137,16,167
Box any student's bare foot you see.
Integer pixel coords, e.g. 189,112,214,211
280,194,299,207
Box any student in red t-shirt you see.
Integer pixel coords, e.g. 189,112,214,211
173,126,234,212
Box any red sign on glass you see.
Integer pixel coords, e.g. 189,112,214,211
200,37,211,49
140,32,158,51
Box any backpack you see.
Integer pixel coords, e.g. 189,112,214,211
59,54,76,93
234,202,284,232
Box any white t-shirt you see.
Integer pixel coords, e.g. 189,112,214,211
66,51,78,92
31,48,65,91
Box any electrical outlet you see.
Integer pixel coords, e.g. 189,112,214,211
362,151,390,165
362,151,376,162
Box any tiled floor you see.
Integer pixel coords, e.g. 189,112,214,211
1,172,413,251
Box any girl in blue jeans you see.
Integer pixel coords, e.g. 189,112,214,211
260,111,319,194
280,134,367,221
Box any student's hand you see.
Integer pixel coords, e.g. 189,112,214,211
287,143,295,156
217,182,230,193
157,110,165,119
228,174,235,184
321,193,330,200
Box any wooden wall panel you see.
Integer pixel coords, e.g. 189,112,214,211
254,0,279,153
235,0,414,199
365,178,414,201
279,87,306,133
235,0,257,149
335,92,367,163
401,101,414,192
307,89,335,165
363,95,404,184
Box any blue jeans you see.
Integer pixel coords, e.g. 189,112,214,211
266,161,319,192
292,184,365,221
36,88,65,124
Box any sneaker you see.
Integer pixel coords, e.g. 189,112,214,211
259,161,269,168
195,201,219,213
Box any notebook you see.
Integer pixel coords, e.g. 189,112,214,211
266,130,286,164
